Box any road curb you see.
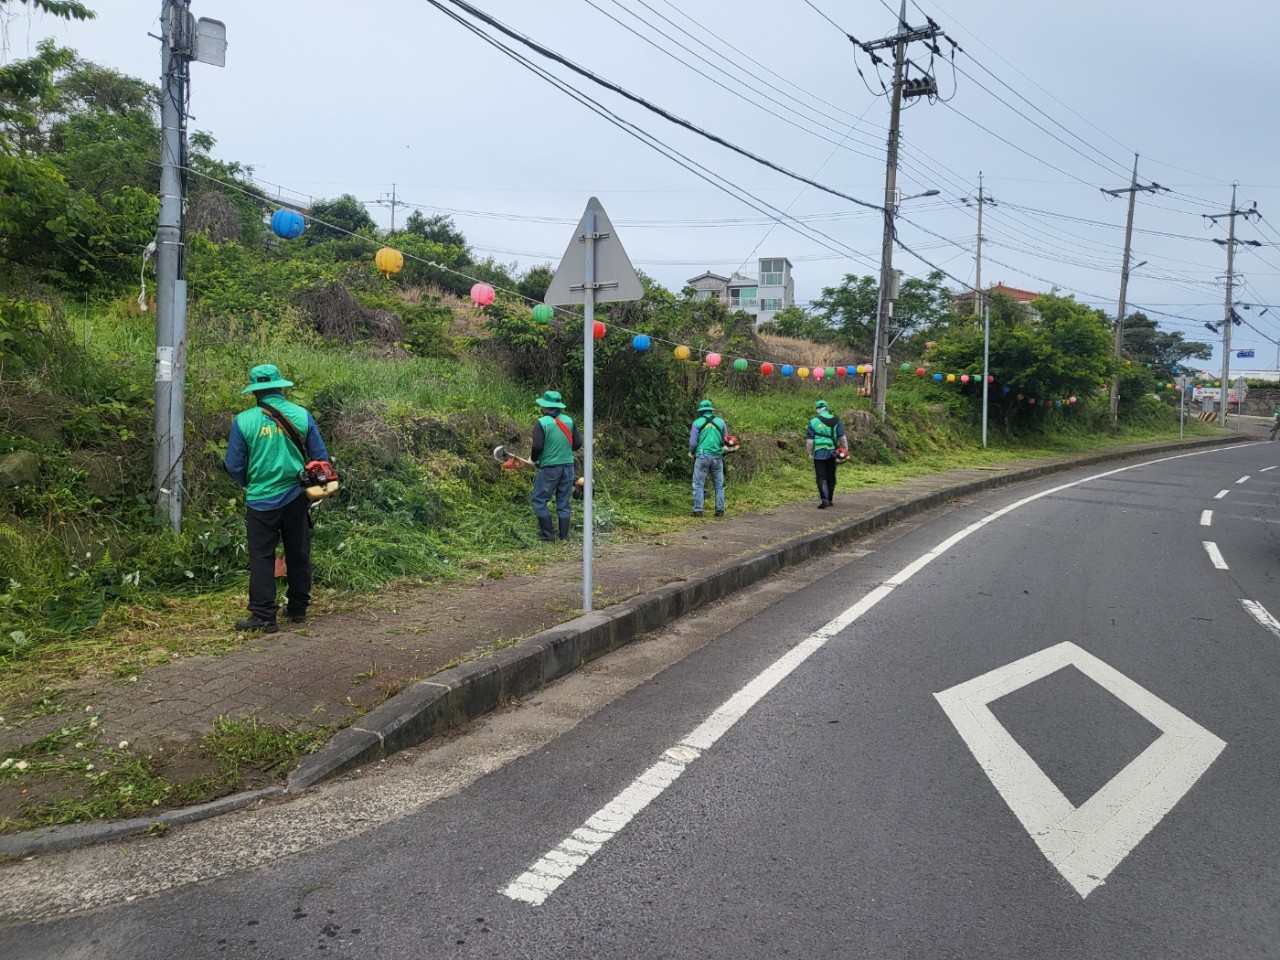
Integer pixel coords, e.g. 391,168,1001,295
2,435,1250,857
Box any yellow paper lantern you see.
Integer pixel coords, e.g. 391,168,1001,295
798,367,810,379
674,345,691,361
375,247,404,278
946,373,956,383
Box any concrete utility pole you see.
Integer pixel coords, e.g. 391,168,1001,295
380,184,400,232
963,172,996,315
1102,154,1163,426
153,0,224,532
853,1,940,421
1205,185,1262,431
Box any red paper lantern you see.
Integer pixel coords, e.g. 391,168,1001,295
593,321,607,339
760,362,774,376
916,367,926,377
836,366,847,377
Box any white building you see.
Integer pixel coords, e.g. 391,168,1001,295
686,257,794,327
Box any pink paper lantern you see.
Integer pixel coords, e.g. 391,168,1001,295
470,282,495,307
813,366,826,380
960,374,970,384
705,352,722,367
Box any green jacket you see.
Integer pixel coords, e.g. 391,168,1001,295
234,399,310,502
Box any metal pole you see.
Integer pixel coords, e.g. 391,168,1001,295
1109,154,1140,427
582,208,596,613
872,30,906,422
973,172,984,316
1179,381,1185,439
1220,184,1237,432
982,297,990,448
154,0,189,532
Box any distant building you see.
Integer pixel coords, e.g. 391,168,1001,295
687,257,794,326
952,281,1042,316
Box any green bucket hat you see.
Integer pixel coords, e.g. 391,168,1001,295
696,399,715,414
815,399,829,411
241,364,294,394
535,389,567,410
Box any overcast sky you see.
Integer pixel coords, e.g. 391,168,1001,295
9,0,1280,373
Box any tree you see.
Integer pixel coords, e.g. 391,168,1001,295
404,210,470,257
758,304,835,343
517,264,554,303
811,274,877,351
1121,312,1212,381
306,194,377,241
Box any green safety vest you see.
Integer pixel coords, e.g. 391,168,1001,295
693,416,727,456
537,414,575,467
809,415,839,452
235,399,310,502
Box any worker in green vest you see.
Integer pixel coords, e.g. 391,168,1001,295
530,390,582,541
806,399,849,508
1270,403,1280,440
689,398,728,517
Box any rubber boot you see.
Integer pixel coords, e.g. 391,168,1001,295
537,515,555,542
558,516,571,541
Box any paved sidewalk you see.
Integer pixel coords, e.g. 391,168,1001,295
0,433,1255,850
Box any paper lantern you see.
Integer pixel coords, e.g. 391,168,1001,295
899,363,912,372
960,375,970,384
375,247,404,278
916,367,926,377
933,373,943,382
781,365,795,377
675,345,691,361
471,282,496,307
760,362,774,376
946,374,956,383
733,358,749,372
813,367,826,381
532,304,554,323
1055,400,1063,407
855,364,866,375
1002,386,1011,394
270,209,305,239
632,334,651,351
837,366,847,377
593,321,607,339
1016,393,1024,400
987,376,994,383
1028,398,1036,405
706,352,721,367
824,367,835,378
798,367,810,379
1069,396,1077,403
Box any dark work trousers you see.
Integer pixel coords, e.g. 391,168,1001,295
246,492,312,621
814,456,838,504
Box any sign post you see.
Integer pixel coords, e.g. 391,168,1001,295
544,198,643,612
1175,375,1188,439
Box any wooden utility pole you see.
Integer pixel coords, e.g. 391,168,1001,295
965,172,996,314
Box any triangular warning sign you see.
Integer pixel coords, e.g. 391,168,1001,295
543,197,644,306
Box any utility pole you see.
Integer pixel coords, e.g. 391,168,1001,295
1102,155,1163,426
963,172,996,315
380,183,400,232
1204,186,1262,431
853,1,940,421
153,1,224,532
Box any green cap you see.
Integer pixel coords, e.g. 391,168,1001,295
697,399,715,414
815,399,829,410
241,364,294,394
535,390,567,410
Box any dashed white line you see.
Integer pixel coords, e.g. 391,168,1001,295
1214,489,1230,500
1236,475,1251,484
1261,466,1277,473
503,444,1251,907
1241,599,1280,639
1202,541,1229,569
1200,510,1213,527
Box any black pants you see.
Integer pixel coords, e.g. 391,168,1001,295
246,493,311,621
814,457,837,503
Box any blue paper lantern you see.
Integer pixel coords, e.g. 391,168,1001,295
632,334,651,351
781,365,795,377
1001,386,1011,394
932,373,943,382
270,209,305,240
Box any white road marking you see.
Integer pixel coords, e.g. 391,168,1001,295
1214,489,1230,499
1200,510,1213,527
1261,466,1277,473
935,642,1225,899
1241,599,1280,639
1202,541,1229,569
504,445,1245,906
1237,475,1251,484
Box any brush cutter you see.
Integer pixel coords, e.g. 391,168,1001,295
493,444,534,469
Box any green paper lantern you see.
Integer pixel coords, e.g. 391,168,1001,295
900,363,911,372
733,358,749,372
532,304,554,323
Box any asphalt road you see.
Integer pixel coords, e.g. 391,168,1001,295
7,441,1280,959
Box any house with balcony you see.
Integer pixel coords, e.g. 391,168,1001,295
686,257,794,327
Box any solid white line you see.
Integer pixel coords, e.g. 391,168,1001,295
1237,475,1251,484
1262,466,1277,473
1202,541,1229,569
1200,510,1213,527
503,444,1245,906
1214,489,1229,500
1241,599,1280,639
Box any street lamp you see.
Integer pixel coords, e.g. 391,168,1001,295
873,188,940,420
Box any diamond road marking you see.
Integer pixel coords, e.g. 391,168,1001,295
935,642,1225,898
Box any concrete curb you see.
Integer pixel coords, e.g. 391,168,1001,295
2,435,1250,857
